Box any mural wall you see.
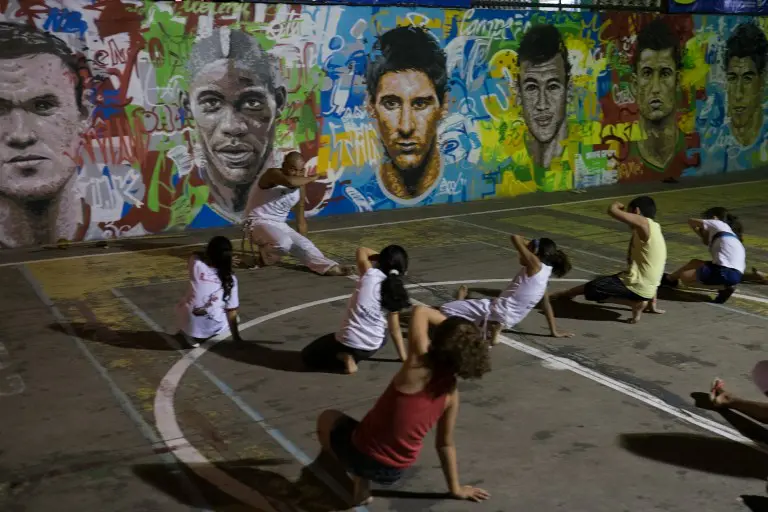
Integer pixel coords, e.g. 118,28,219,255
0,2,766,247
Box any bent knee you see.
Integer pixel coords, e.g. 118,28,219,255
317,409,344,434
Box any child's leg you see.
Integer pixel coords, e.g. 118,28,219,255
664,259,706,286
549,283,586,300
456,285,469,300
336,352,358,374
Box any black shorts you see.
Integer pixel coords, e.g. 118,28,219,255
300,333,379,372
696,262,742,287
584,274,651,302
330,415,404,485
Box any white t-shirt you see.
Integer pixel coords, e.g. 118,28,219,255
702,219,746,273
245,182,300,224
489,263,552,327
336,267,388,351
176,256,240,339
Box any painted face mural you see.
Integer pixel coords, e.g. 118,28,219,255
0,23,86,248
0,2,765,249
367,26,447,203
186,29,286,221
724,23,767,147
634,48,678,123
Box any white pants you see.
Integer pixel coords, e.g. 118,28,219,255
440,299,491,326
250,221,338,275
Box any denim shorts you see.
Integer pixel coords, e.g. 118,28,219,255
329,415,404,485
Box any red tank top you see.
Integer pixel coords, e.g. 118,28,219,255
352,375,456,469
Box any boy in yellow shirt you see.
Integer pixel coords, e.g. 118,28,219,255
551,196,667,324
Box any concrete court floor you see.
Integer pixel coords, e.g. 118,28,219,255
4,170,768,511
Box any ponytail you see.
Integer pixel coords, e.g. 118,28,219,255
377,245,411,312
206,236,235,302
550,249,572,278
725,213,744,242
536,238,571,278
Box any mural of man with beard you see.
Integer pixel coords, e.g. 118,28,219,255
0,22,90,248
184,28,287,225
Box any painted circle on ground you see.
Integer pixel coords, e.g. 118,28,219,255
153,278,583,510
154,277,768,509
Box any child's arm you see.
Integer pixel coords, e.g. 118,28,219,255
387,312,407,361
355,246,378,276
510,234,541,276
408,306,446,359
436,390,490,502
688,218,708,245
226,309,243,342
540,292,573,338
607,202,650,241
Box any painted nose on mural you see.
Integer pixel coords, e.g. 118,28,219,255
534,92,553,127
216,109,253,167
396,108,417,152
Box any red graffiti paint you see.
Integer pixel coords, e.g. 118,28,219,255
84,0,143,39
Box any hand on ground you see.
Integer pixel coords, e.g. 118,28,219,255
452,485,490,502
710,378,731,407
552,331,575,338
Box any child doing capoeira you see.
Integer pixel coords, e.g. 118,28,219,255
316,306,491,507
301,245,410,374
440,234,573,345
551,196,667,324
245,151,353,276
175,236,242,347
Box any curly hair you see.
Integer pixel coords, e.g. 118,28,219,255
427,317,490,380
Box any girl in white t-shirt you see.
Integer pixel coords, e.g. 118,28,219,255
662,207,745,304
176,236,242,347
301,245,410,374
440,235,573,345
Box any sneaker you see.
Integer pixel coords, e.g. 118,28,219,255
712,286,736,304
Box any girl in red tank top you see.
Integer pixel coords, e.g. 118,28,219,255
316,306,492,507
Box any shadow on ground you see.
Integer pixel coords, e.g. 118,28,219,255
742,495,768,512
618,432,768,479
134,451,447,511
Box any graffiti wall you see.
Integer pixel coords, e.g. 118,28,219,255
0,2,766,247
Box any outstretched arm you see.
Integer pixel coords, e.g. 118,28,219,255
262,167,318,189
608,202,650,241
540,292,573,338
388,312,407,362
510,235,541,277
436,390,490,502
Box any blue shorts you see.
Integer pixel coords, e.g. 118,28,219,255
696,262,742,287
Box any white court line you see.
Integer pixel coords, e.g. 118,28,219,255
155,277,768,511
3,178,765,268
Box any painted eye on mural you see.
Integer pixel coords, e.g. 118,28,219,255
199,97,222,112
411,98,432,111
546,82,562,92
242,97,264,111
660,68,674,79
379,96,401,111
32,97,57,115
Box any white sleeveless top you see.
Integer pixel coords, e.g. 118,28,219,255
489,264,552,327
245,182,300,224
336,267,388,351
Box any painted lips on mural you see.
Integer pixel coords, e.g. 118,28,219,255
0,3,767,248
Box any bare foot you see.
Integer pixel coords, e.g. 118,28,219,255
645,301,665,315
456,285,469,300
753,267,768,283
710,378,732,407
488,322,502,346
627,301,645,324
324,265,356,277
338,353,358,374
